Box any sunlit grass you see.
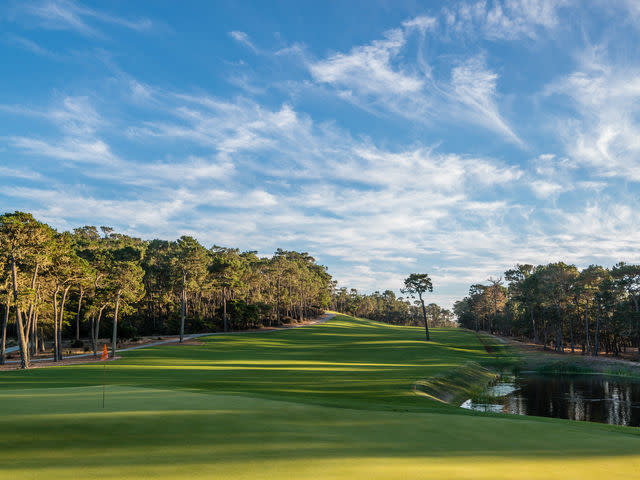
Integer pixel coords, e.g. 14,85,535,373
1,315,639,480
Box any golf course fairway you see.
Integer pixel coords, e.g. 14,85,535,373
1,315,639,479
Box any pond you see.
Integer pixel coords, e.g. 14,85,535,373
461,373,640,427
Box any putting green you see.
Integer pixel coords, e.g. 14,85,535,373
1,315,639,479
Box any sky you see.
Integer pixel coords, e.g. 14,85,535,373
1,0,640,308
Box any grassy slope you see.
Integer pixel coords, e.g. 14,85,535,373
1,315,639,480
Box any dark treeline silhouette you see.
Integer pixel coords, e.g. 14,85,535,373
0,212,333,369
331,287,455,329
454,262,640,359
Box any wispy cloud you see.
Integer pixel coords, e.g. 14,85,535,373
0,166,42,181
4,33,56,57
0,96,102,135
450,56,523,145
4,2,640,307
444,0,568,41
308,17,523,145
17,0,152,37
229,31,258,52
546,47,640,181
310,28,424,96
7,136,117,164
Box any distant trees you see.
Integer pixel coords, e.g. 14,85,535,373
0,211,333,369
172,236,208,342
332,277,454,331
455,261,640,359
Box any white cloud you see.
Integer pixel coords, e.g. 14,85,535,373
444,0,568,41
229,31,258,52
529,180,565,198
308,18,522,145
129,80,154,103
4,34,55,57
402,16,438,33
2,62,637,310
2,87,535,305
309,28,423,96
547,49,640,181
0,96,102,135
18,0,152,37
7,136,117,164
0,167,42,181
450,56,523,145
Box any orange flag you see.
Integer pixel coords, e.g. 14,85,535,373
100,344,109,361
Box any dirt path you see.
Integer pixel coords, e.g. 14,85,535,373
1,312,337,370
490,333,640,374
475,333,497,356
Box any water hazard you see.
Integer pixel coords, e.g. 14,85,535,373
461,373,640,427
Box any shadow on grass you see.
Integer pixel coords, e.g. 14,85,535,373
1,386,640,477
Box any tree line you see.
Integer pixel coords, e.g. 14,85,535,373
454,262,640,358
331,273,454,335
0,212,333,369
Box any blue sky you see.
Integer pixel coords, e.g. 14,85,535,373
2,1,640,307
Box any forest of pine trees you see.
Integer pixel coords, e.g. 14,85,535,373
0,212,334,369
454,262,640,359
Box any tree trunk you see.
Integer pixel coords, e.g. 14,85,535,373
492,290,497,334
75,287,84,341
0,302,8,365
569,313,575,353
419,294,430,341
53,285,60,362
299,279,304,323
585,300,590,355
23,264,39,359
180,273,186,343
594,299,601,357
30,287,39,357
34,312,39,353
152,298,157,332
222,287,227,333
559,321,563,353
90,313,96,356
58,285,71,361
530,306,538,343
10,258,29,369
111,293,121,358
276,276,281,325
94,306,105,357
632,295,640,360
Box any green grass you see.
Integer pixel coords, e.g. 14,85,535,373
1,315,640,479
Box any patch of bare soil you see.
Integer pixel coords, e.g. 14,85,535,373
166,339,204,347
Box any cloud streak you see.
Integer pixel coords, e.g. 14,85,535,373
308,16,523,145
16,0,152,37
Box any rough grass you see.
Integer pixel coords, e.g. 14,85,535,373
414,361,498,404
1,315,640,480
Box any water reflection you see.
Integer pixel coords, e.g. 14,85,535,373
462,374,640,427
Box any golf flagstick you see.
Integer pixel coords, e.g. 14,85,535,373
101,344,108,408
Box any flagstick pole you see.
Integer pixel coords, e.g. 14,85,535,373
102,357,106,409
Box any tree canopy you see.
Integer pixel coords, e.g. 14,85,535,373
0,211,334,369
455,261,640,359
